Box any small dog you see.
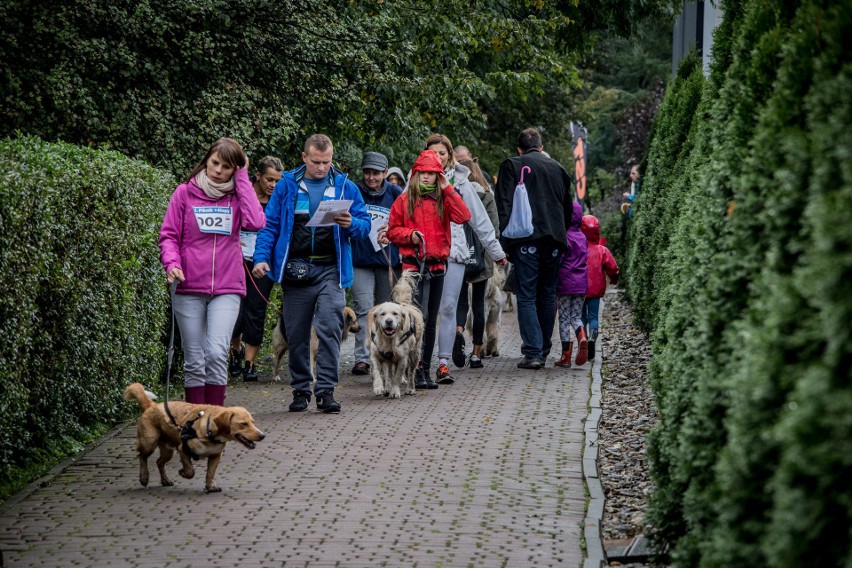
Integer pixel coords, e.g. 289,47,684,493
272,305,360,381
123,382,265,493
465,263,507,357
368,271,424,399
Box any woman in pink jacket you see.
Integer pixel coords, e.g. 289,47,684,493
159,138,266,405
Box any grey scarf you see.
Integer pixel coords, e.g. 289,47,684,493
194,170,235,199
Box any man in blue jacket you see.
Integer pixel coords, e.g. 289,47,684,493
253,134,371,413
349,151,403,376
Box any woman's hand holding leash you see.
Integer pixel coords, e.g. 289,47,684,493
377,224,390,245
410,231,423,245
167,267,185,283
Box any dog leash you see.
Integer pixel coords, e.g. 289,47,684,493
164,280,180,428
164,279,219,459
243,262,284,316
379,245,398,291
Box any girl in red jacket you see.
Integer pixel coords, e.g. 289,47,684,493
387,150,471,389
581,215,620,361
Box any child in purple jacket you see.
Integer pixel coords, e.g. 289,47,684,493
554,201,589,367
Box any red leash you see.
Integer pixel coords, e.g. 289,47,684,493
244,262,284,316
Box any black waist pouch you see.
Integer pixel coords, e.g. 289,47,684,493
283,259,323,286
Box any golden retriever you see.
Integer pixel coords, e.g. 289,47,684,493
124,382,265,493
465,263,507,357
272,305,360,381
368,271,424,398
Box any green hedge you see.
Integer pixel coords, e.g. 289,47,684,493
0,136,174,481
628,0,852,565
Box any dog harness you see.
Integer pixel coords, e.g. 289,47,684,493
370,319,417,360
180,411,224,461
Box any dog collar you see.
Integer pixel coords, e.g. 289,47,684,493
205,415,225,445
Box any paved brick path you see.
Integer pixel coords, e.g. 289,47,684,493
0,307,591,567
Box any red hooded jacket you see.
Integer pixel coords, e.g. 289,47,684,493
581,215,619,298
387,150,471,270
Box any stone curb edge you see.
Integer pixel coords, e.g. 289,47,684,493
0,421,131,516
583,294,609,568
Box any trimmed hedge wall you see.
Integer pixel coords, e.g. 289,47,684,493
0,136,174,478
627,0,852,565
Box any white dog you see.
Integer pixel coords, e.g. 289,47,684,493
368,271,424,399
465,263,507,357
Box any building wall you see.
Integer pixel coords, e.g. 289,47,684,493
672,1,724,76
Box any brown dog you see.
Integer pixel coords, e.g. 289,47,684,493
123,382,265,493
272,305,360,380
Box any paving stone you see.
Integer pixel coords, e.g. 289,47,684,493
0,308,593,566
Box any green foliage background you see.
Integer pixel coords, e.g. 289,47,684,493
626,0,852,565
0,0,669,176
0,136,174,493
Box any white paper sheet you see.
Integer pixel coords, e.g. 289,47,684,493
305,200,354,227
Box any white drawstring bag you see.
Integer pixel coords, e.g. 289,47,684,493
503,165,534,239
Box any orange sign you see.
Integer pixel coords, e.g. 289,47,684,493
574,137,586,201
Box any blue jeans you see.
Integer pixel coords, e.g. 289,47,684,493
510,239,561,360
582,297,601,334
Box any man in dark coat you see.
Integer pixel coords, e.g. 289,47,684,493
495,128,574,369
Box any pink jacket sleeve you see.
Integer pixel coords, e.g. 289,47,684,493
159,185,186,274
234,168,266,231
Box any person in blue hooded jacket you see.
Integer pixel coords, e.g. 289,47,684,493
349,151,403,376
253,134,370,414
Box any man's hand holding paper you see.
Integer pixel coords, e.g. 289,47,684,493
305,199,354,227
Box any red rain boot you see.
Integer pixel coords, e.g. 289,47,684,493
184,386,206,404
554,343,573,367
575,327,588,366
205,384,227,406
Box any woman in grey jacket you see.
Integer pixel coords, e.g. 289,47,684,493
423,134,508,385
455,158,501,369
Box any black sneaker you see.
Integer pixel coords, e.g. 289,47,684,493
469,355,483,369
452,332,466,368
517,357,543,370
316,392,341,414
243,361,258,382
436,363,454,384
414,367,429,390
228,346,245,377
351,362,370,376
288,391,311,412
423,372,439,389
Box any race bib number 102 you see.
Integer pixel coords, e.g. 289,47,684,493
193,206,233,235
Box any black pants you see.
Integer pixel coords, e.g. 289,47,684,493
232,259,275,345
413,271,444,371
456,280,487,345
